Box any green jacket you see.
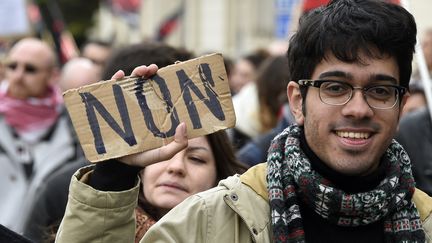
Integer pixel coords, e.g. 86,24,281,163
56,164,432,243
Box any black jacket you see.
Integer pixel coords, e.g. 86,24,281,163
0,224,33,243
396,107,432,196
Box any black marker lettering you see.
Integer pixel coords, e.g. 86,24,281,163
134,76,179,138
176,63,225,129
80,84,137,154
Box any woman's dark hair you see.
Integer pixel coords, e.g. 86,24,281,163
256,56,290,132
288,0,417,103
244,48,271,69
101,42,191,80
206,130,248,182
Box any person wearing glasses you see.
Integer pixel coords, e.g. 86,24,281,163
53,1,431,243
79,40,112,78
0,38,84,234
141,0,432,242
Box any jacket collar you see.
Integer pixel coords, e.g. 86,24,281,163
240,163,268,200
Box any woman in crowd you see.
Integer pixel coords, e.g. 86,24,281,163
133,131,247,242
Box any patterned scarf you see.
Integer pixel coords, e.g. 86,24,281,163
0,82,63,136
267,125,425,243
135,207,157,243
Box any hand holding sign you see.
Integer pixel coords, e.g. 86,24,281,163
110,64,159,81
110,64,189,167
119,122,188,167
64,53,235,162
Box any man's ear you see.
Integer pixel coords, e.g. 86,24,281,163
398,91,410,118
287,81,305,125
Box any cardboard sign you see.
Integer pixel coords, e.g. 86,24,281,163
64,53,235,162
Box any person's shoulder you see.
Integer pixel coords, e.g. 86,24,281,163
43,159,89,191
145,172,271,243
400,107,430,127
0,224,33,243
413,188,432,242
157,164,269,213
169,168,268,214
397,107,431,140
413,188,432,221
194,174,243,201
240,163,268,199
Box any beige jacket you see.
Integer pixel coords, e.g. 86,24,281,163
56,164,432,243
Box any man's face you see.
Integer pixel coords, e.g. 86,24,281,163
81,43,111,77
5,41,54,99
288,52,407,176
229,59,255,94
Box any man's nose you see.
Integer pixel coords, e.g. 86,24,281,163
341,89,374,119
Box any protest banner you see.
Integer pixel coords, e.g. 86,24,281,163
0,0,30,37
64,53,235,162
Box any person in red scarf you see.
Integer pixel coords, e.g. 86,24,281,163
0,38,84,234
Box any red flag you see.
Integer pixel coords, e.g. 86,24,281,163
60,31,79,62
111,0,140,12
156,7,183,41
388,0,400,4
302,0,330,12
303,0,400,12
33,1,78,64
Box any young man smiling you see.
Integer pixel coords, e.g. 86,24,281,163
143,0,432,242
55,0,432,242
291,53,402,176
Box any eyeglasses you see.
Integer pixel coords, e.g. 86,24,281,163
298,79,407,109
87,58,105,67
5,62,44,74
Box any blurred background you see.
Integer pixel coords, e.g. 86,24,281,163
0,0,431,65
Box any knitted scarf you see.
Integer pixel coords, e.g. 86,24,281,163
135,207,157,243
267,125,425,243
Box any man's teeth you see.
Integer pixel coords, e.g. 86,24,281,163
336,131,370,139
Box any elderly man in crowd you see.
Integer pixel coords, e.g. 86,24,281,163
0,38,83,233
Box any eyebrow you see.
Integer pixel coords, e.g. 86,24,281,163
371,74,398,84
318,71,398,84
318,71,351,79
186,146,210,153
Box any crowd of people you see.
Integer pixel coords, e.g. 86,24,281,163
0,0,432,242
